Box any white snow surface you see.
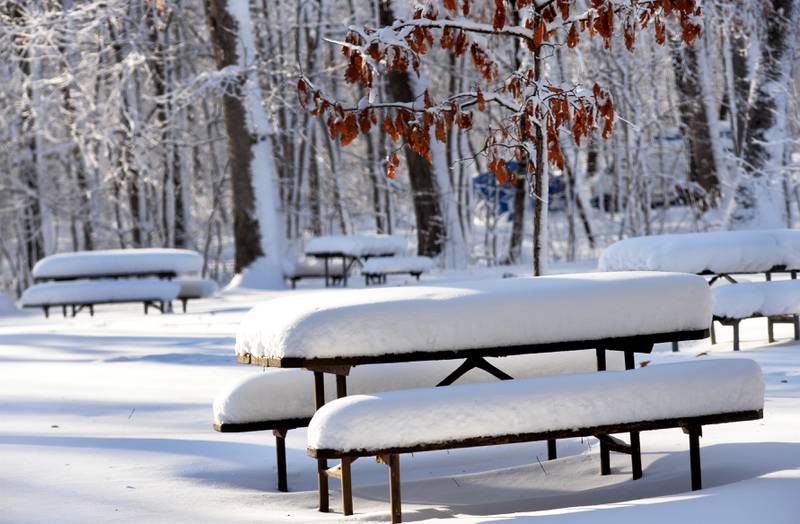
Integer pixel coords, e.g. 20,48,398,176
235,272,711,361
31,248,203,280
712,280,800,319
304,234,407,257
361,255,434,274
308,359,764,452
20,279,180,306
214,351,627,425
177,278,218,299
599,229,800,274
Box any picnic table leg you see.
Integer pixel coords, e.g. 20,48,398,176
671,341,679,352
43,306,49,318
314,371,330,512
273,429,288,492
595,348,606,371
89,304,94,317
733,320,740,351
547,439,557,460
61,305,67,317
324,258,330,288
342,257,348,287
710,321,717,345
794,315,799,340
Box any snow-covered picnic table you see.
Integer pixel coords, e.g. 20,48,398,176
304,235,407,287
599,229,800,278
23,248,214,316
234,271,712,514
600,229,800,351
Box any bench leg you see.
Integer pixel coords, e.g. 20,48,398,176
547,439,557,460
144,302,149,315
62,305,67,317
794,315,799,340
710,321,717,345
314,371,329,512
630,431,642,480
273,429,288,492
89,304,94,317
182,298,188,313
768,317,775,343
388,454,401,523
671,341,679,352
688,426,702,491
733,321,740,352
624,350,635,370
341,457,353,516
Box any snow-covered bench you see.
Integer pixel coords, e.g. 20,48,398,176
711,280,800,351
361,256,434,285
176,278,218,312
304,235,407,287
308,359,764,522
32,248,203,282
283,257,346,289
213,351,626,491
20,279,180,317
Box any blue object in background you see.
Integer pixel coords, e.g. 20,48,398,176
473,162,565,219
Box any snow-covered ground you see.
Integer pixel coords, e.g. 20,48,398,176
0,264,798,523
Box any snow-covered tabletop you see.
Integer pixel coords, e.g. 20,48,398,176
304,235,407,258
236,271,711,366
308,359,764,452
599,229,800,275
32,248,203,280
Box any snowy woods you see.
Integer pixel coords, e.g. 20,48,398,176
2,0,800,292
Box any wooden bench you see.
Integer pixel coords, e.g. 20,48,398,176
711,279,800,351
283,258,345,289
175,278,218,312
20,279,180,317
213,351,626,491
307,359,764,522
361,256,434,285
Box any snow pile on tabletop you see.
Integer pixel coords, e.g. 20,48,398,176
214,350,626,425
32,248,203,280
304,234,407,257
176,278,218,299
712,280,800,319
235,272,711,361
599,229,800,274
361,255,434,274
20,279,180,306
282,257,345,278
308,359,764,452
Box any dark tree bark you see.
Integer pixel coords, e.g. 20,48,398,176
670,39,720,210
379,0,446,257
206,0,264,273
733,0,796,226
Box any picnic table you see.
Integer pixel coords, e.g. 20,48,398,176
235,272,711,512
22,248,214,316
304,235,407,287
600,229,800,350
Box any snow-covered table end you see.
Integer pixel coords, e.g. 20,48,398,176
599,229,800,275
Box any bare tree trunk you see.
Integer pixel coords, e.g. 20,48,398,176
379,0,448,258
671,39,721,209
206,0,284,282
732,0,796,227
